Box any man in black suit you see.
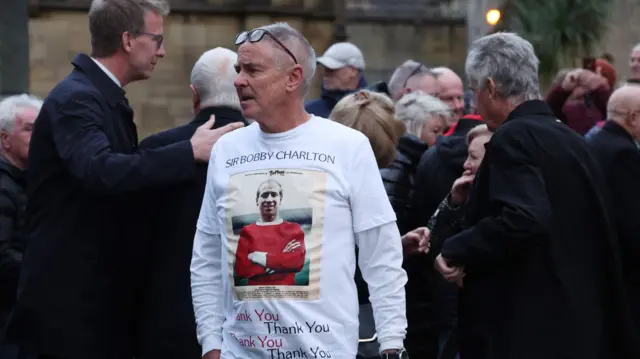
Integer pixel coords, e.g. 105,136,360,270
433,32,638,359
5,1,243,358
587,84,640,338
134,47,247,359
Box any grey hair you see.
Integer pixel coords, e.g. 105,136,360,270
0,94,43,143
395,91,451,137
466,124,492,145
633,43,640,53
258,22,317,97
465,32,541,104
388,60,438,100
89,0,170,58
190,47,241,111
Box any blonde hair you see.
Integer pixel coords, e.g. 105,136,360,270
330,90,404,168
395,91,451,137
466,124,492,145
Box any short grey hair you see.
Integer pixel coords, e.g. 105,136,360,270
466,124,492,145
0,94,43,142
465,32,541,104
89,0,170,58
388,60,438,100
190,47,241,111
258,22,317,97
395,91,451,137
633,43,640,53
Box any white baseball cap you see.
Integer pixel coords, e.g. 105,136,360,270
317,42,366,70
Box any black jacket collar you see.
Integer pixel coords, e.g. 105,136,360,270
0,155,25,184
602,120,637,146
505,100,555,123
71,53,126,107
193,106,246,126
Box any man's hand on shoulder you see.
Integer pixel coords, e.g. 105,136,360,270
203,349,221,359
191,115,244,162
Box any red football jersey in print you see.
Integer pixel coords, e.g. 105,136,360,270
235,220,306,286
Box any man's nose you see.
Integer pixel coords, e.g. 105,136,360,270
156,44,166,58
234,73,247,88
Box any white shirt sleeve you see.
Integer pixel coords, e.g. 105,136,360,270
355,222,408,352
191,147,225,356
348,135,407,351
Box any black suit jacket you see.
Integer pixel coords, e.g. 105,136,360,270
587,121,640,334
134,106,246,359
7,53,198,359
441,100,638,359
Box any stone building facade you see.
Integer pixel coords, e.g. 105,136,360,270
28,0,466,137
27,0,640,137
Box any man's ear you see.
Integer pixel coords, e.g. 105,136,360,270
121,31,134,53
286,65,305,93
190,84,200,115
0,131,10,151
486,78,497,99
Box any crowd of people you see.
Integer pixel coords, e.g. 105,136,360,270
0,0,639,359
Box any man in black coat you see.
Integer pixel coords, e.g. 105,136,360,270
435,32,638,359
587,84,640,337
5,2,242,358
0,95,41,358
134,47,247,359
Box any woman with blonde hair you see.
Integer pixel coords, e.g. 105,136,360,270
330,89,404,168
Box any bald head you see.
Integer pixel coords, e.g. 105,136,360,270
607,85,640,139
190,47,240,111
431,67,465,120
388,60,440,101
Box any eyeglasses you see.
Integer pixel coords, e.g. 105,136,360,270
235,29,298,64
403,63,425,88
137,31,164,50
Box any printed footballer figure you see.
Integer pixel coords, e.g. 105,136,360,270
234,179,306,286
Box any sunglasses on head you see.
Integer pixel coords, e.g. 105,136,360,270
403,62,425,88
235,29,298,64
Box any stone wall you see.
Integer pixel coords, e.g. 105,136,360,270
28,8,465,138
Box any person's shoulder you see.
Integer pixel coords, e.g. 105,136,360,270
140,122,197,149
309,116,368,144
48,70,102,107
304,98,326,112
589,127,639,160
282,220,303,229
214,122,259,149
240,222,259,234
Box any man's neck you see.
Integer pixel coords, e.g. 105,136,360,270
258,104,311,133
93,56,129,87
1,151,26,170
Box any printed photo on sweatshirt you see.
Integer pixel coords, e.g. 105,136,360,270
225,168,326,301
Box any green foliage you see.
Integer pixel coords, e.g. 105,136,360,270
493,0,613,77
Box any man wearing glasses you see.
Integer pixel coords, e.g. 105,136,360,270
191,22,408,359
388,60,440,101
5,1,243,358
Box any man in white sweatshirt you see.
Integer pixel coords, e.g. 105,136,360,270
191,22,408,359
